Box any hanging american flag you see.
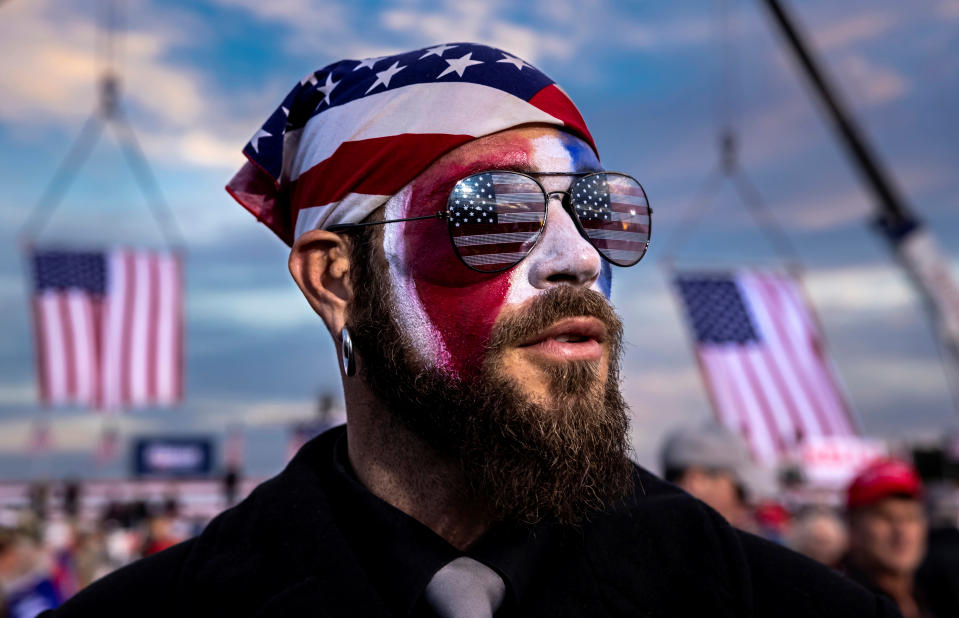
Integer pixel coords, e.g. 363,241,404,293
30,248,183,410
674,270,857,462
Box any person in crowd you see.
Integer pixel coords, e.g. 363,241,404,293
842,458,932,618
660,422,755,530
788,506,848,569
0,524,61,617
45,43,901,617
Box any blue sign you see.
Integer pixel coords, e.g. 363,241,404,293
133,437,214,477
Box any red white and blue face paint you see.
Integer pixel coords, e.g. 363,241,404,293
382,127,612,377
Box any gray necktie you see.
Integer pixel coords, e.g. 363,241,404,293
423,556,507,618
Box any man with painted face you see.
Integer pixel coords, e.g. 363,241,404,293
45,43,900,617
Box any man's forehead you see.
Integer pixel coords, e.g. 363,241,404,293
420,126,602,186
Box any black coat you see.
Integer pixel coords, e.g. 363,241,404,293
44,427,900,617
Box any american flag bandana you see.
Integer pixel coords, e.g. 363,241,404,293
226,42,597,246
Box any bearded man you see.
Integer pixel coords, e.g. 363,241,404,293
45,43,900,617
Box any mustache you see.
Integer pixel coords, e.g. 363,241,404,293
486,286,623,355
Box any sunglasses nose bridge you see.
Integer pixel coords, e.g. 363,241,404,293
544,190,572,214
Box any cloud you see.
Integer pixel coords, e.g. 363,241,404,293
0,0,259,172
616,14,717,51
0,1,196,127
189,286,316,330
834,54,909,106
938,0,959,18
804,263,914,313
0,382,36,406
210,0,392,60
812,12,897,51
379,4,571,65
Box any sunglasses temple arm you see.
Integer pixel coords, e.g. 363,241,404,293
327,211,447,232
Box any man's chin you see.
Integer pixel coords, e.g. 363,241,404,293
500,351,609,399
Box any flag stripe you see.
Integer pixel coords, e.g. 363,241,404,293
102,251,127,409
39,294,66,403
748,276,826,439
146,255,160,401
66,292,94,405
743,346,796,449
725,351,777,461
155,255,178,404
121,251,136,406
699,349,755,457
782,280,856,435
58,294,76,402
130,253,150,406
763,277,840,436
291,133,472,215
740,275,822,440
735,350,784,459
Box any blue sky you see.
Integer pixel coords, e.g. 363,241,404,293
1,0,957,478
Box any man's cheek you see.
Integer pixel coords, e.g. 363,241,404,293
413,275,511,376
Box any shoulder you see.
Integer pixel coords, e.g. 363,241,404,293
595,466,901,617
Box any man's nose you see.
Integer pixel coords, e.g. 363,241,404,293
523,195,601,289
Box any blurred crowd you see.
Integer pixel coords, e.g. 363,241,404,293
662,424,959,618
2,429,958,617
0,488,206,618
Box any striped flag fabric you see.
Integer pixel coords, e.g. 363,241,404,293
226,42,596,246
30,248,183,410
673,270,857,463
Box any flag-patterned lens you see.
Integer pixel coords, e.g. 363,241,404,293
571,173,650,266
448,172,546,272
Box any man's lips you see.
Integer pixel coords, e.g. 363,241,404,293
516,317,606,362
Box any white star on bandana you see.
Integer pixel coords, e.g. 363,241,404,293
250,128,271,153
496,53,530,71
420,43,458,59
315,73,340,108
437,52,484,79
366,61,407,93
353,56,383,72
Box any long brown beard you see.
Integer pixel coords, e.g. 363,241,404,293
347,234,634,526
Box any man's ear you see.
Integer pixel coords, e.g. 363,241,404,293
289,229,353,335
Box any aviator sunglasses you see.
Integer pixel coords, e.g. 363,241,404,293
328,171,652,273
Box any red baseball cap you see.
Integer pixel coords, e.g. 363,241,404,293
846,458,923,510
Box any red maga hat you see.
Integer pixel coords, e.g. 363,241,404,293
846,458,923,510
